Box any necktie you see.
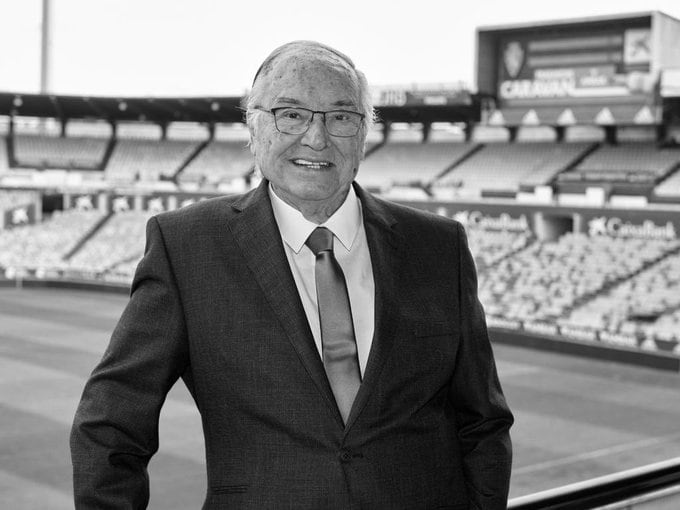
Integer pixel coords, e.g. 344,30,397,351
306,227,361,424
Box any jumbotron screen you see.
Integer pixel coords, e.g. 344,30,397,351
497,27,654,105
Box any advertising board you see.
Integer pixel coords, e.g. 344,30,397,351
497,28,655,106
372,85,472,107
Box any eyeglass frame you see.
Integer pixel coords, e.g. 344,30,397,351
253,106,365,138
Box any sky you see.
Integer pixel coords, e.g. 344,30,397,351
1,0,680,98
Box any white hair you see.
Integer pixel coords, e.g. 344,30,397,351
242,41,375,134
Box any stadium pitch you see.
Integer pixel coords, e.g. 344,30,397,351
1,287,679,508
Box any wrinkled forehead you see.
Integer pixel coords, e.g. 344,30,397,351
254,47,361,103
255,43,356,83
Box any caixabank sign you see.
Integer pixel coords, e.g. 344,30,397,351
583,214,678,240
450,210,530,232
586,215,677,240
399,200,534,232
398,199,680,239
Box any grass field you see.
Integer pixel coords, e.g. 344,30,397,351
2,286,680,509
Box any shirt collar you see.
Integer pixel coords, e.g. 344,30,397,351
269,183,362,254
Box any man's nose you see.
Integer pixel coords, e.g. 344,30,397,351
300,112,330,150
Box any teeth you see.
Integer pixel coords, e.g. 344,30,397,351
293,159,331,169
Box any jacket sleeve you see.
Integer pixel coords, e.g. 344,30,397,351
450,222,514,510
70,216,190,509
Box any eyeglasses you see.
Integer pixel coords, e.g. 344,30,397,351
254,106,364,137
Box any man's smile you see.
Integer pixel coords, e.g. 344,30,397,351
291,158,334,169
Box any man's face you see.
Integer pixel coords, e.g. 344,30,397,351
250,55,366,216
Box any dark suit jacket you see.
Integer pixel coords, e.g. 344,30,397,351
71,180,513,510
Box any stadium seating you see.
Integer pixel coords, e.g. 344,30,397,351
106,139,200,182
564,125,606,142
101,257,143,284
649,308,680,346
13,134,109,169
65,210,152,273
561,143,680,183
515,126,557,142
465,227,534,272
476,232,678,323
178,140,253,187
363,123,385,155
0,137,9,173
0,209,105,269
655,168,680,197
0,190,34,209
559,247,680,344
434,142,593,193
357,141,476,190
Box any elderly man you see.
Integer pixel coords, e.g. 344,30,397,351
71,40,513,509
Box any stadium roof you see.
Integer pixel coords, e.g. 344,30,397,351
0,92,245,124
0,91,482,126
475,10,678,33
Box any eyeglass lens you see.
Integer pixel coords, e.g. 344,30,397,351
273,107,362,137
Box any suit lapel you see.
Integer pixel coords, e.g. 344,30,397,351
224,181,404,431
345,184,403,432
225,181,340,421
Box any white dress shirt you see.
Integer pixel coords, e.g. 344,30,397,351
269,184,375,376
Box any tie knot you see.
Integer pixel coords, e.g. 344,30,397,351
306,227,334,256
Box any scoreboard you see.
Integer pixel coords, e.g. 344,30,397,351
476,12,680,125
498,29,653,104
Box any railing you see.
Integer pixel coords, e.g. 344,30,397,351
508,457,680,509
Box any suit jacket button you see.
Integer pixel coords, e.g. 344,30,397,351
339,450,352,462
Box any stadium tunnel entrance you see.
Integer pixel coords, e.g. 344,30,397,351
533,212,573,242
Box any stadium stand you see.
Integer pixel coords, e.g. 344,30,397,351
13,116,61,136
13,134,109,169
65,210,152,273
465,227,534,272
0,209,105,270
559,143,680,184
356,124,421,190
105,138,200,182
101,256,143,284
651,308,680,347
515,126,557,142
357,139,477,190
65,120,113,139
166,121,210,141
178,124,253,189
364,123,385,153
471,125,510,143
0,138,10,173
476,232,679,323
655,166,680,197
564,125,606,143
0,189,35,208
433,142,594,193
559,247,680,347
617,126,658,143
178,139,252,187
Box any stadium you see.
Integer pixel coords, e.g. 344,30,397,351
2,5,680,509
